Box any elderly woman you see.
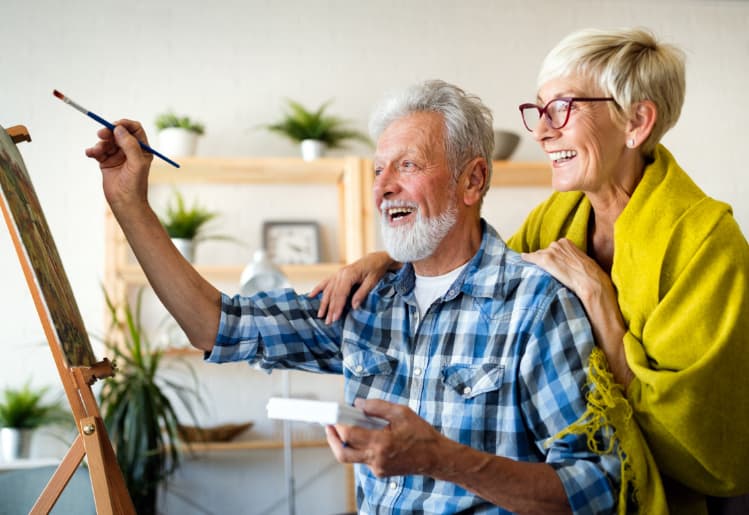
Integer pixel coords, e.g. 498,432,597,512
312,28,749,514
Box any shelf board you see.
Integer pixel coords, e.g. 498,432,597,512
152,157,550,187
151,157,350,185
161,346,203,356
491,160,550,187
117,262,344,285
181,438,329,453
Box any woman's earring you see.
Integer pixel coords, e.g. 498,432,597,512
627,138,636,148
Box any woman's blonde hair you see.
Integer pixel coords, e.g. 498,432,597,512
539,27,686,155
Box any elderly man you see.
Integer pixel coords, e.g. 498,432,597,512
87,80,620,514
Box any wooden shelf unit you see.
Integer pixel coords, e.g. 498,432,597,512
106,157,550,295
491,160,550,187
104,156,371,302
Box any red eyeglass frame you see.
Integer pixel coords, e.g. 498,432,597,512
518,97,617,131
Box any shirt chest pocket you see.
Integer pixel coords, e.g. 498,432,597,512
441,362,505,399
343,349,398,377
341,344,400,403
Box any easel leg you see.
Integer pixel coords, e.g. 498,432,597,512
29,436,85,514
29,415,135,515
80,415,136,515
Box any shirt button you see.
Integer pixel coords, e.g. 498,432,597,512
463,386,472,395
355,365,363,373
389,481,398,490
413,367,422,376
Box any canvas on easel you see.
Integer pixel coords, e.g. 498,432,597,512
0,124,135,514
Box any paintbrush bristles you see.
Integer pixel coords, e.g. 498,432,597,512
53,90,87,115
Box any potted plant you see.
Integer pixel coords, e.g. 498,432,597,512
264,99,370,160
0,381,70,462
159,189,219,262
154,111,205,157
99,288,201,515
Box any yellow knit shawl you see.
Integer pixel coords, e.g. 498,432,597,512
508,145,749,514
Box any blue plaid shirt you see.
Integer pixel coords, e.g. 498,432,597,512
208,221,620,514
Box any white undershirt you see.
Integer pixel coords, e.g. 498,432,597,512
414,263,468,317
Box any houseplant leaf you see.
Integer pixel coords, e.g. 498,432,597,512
159,189,219,241
264,99,370,149
155,111,205,135
99,287,203,515
0,381,69,429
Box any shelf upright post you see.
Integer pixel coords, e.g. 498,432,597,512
282,370,295,515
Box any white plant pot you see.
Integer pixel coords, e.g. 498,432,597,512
172,238,195,263
300,139,326,161
1,427,33,462
158,128,199,157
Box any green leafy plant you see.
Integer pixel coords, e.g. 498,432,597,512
159,190,218,241
264,99,370,149
155,111,205,135
99,288,202,515
0,381,69,429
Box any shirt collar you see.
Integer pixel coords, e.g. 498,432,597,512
376,219,509,301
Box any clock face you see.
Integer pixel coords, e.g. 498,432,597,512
264,222,321,265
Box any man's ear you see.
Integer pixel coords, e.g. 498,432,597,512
461,157,488,207
627,100,657,146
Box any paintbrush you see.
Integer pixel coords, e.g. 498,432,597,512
53,89,180,168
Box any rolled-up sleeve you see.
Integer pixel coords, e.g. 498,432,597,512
205,291,344,374
521,288,620,514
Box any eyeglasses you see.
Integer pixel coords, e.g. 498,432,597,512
518,97,616,132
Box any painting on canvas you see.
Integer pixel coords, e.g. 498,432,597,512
0,125,96,367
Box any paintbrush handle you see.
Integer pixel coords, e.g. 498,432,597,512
87,111,115,131
54,89,180,169
88,111,180,168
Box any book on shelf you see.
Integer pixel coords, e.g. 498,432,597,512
266,397,389,430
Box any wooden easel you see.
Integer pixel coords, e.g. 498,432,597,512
0,125,135,514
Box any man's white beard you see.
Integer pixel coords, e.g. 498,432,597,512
380,199,458,263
